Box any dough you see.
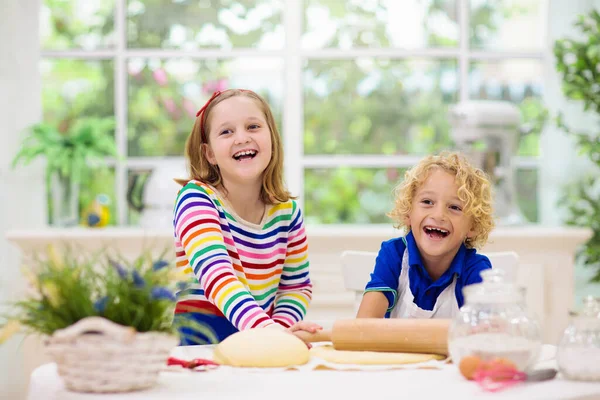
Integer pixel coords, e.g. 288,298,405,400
310,345,445,365
212,328,310,368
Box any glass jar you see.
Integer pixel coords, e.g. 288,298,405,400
557,296,600,381
448,268,542,371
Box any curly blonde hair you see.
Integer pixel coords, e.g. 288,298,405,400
177,89,292,204
387,152,495,249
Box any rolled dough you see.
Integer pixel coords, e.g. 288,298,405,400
310,345,445,365
212,328,310,368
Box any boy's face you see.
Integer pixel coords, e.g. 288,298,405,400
405,168,475,261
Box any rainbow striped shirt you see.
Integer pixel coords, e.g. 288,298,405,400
172,181,312,344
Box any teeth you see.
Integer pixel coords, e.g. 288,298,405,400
426,227,449,234
233,150,257,158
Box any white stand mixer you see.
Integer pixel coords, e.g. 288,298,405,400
448,100,527,225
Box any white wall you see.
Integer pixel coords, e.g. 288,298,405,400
0,1,46,399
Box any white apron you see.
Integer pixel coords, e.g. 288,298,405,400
390,247,459,319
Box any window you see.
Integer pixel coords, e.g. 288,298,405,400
40,0,547,226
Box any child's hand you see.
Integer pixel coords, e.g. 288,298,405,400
287,320,322,334
287,321,323,348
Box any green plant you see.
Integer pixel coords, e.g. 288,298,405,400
554,9,600,282
11,117,118,185
0,245,216,342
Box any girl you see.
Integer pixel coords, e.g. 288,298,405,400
173,89,319,344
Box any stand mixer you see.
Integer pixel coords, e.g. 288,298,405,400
448,100,526,225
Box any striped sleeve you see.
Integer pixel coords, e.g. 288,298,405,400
173,184,276,330
271,203,313,328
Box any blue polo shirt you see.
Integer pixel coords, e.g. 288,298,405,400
364,231,491,316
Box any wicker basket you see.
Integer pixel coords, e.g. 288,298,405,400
45,317,179,393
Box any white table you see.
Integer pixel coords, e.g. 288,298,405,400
26,345,600,400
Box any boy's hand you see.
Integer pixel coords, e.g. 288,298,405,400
287,321,323,348
287,320,322,334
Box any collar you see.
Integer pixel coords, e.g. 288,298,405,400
404,230,466,278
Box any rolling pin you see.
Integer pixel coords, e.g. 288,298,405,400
295,318,450,356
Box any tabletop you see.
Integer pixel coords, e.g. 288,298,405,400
26,345,600,400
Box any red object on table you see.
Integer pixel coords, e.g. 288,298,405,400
474,364,557,392
167,357,219,371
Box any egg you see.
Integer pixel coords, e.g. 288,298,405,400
459,355,483,380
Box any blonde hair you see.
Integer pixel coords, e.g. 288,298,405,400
387,151,495,249
178,89,292,204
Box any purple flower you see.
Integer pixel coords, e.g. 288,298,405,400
109,259,128,279
151,287,176,302
94,296,109,313
132,270,145,288
152,260,169,271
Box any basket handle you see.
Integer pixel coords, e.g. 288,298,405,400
51,317,137,343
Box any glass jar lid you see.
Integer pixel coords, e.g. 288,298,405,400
570,296,600,318
462,268,523,304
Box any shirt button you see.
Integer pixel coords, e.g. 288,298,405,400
426,290,432,295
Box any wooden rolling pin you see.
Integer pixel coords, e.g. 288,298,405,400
295,318,450,356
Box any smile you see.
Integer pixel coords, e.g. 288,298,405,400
423,226,450,239
232,150,257,161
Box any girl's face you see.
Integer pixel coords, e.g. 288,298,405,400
203,96,272,188
405,168,475,264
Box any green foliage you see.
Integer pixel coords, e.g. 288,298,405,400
12,117,117,184
41,0,114,49
127,0,281,49
11,116,118,225
2,246,182,337
554,9,600,282
304,168,401,224
559,176,600,282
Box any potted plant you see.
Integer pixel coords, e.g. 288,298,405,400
0,245,214,393
11,117,117,226
554,9,600,282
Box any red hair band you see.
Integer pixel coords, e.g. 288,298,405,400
196,90,222,143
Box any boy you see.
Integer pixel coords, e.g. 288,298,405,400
357,152,495,318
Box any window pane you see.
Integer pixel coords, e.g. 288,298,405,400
304,168,404,224
81,168,117,226
126,163,187,225
127,0,284,49
516,168,538,223
469,59,544,156
470,0,545,51
304,59,458,155
302,0,458,50
41,0,115,49
41,59,115,125
304,167,538,225
46,168,115,226
127,168,149,226
127,58,284,157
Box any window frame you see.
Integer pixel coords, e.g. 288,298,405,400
40,0,546,225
